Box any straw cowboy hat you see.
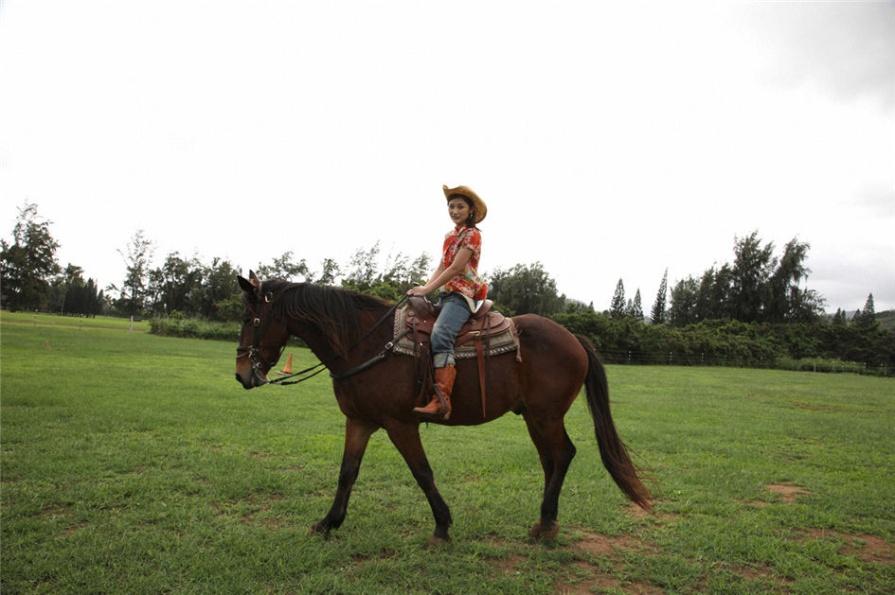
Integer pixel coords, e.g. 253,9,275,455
443,184,487,224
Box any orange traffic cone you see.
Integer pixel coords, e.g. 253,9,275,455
282,353,293,374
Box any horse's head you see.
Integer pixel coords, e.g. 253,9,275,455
235,271,290,389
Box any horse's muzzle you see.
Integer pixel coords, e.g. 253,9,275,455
235,368,269,390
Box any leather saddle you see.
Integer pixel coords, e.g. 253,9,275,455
403,296,512,346
398,296,519,419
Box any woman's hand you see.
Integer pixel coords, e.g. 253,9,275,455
407,285,430,297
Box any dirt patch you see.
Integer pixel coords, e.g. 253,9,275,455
737,563,776,580
553,529,662,594
557,567,661,595
766,483,811,503
557,569,662,595
730,563,793,592
842,534,895,564
559,561,620,594
42,505,87,538
625,501,651,521
791,402,841,412
477,528,662,593
624,501,677,523
802,529,895,564
42,504,74,520
349,548,397,564
574,528,648,557
489,553,529,575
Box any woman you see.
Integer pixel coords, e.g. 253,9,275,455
407,184,488,420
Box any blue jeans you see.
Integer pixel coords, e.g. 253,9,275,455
431,293,472,368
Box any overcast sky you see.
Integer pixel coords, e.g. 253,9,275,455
1,1,893,312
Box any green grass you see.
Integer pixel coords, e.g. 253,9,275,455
3,310,151,332
2,312,894,593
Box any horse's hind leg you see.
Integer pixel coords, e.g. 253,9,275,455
310,417,377,537
523,414,577,540
383,420,453,545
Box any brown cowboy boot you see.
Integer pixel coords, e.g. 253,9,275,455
413,365,456,420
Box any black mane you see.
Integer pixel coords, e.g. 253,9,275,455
264,280,393,358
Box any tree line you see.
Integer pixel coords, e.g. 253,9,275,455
2,202,891,374
602,232,825,326
0,203,433,320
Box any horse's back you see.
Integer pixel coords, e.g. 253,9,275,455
512,313,587,357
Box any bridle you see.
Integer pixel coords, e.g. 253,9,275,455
236,288,291,381
237,284,409,386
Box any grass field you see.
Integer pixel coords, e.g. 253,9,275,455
2,311,894,593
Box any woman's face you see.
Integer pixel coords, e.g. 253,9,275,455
448,197,473,226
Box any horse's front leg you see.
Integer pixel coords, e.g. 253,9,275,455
310,416,377,537
383,420,453,545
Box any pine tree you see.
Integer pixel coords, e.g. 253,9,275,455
853,294,879,331
610,279,626,319
863,293,876,319
831,308,847,327
651,268,668,324
629,289,644,321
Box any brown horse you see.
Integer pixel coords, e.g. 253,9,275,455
235,272,650,543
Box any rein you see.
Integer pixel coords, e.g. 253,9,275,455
265,293,409,386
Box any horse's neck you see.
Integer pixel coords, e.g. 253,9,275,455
287,320,340,363
287,310,390,368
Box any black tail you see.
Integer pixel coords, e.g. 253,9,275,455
576,335,652,511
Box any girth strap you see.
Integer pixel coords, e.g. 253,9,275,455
476,340,487,417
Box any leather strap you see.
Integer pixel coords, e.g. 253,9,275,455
476,340,487,418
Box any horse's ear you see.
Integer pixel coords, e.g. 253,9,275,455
238,276,255,293
249,270,261,286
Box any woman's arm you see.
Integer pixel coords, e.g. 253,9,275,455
407,248,473,296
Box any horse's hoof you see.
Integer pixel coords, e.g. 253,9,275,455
426,535,450,548
308,522,330,538
528,520,559,541
426,527,451,547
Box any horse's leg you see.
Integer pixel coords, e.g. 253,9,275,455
310,416,377,537
383,420,453,545
523,414,577,541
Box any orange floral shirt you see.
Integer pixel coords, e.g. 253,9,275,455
442,226,486,300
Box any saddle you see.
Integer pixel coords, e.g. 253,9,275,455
393,297,521,418
402,296,513,345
